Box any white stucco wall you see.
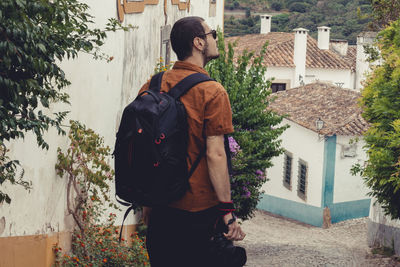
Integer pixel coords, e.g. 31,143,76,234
263,119,325,207
368,199,400,256
333,135,370,203
0,0,223,237
267,66,354,90
265,66,294,88
369,199,400,231
306,68,353,90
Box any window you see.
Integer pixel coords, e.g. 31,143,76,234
297,159,308,200
160,25,171,65
209,0,217,17
271,83,286,93
283,151,292,190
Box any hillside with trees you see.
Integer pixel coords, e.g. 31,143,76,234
224,0,372,44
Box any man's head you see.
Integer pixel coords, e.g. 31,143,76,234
170,16,219,66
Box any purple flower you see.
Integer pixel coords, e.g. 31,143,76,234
228,136,240,154
242,186,251,198
256,169,266,180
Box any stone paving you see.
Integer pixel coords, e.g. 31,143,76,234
236,210,400,267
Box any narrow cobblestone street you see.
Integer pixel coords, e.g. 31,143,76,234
238,210,400,267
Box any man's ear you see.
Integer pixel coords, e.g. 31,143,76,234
193,36,205,52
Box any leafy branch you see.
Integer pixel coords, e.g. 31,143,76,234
55,121,117,233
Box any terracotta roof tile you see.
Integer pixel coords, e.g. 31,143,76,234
225,33,353,70
268,82,369,136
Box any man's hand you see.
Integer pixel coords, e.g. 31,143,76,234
142,206,152,226
223,213,246,241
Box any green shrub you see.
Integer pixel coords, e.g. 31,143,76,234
55,121,150,266
352,18,400,220
206,31,288,220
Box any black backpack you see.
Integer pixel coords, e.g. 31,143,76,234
113,71,213,232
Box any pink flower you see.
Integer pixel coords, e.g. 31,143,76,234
228,137,240,154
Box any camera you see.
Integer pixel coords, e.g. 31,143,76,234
208,220,247,267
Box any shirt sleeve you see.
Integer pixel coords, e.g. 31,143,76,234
204,89,234,136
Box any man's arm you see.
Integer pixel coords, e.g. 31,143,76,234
207,135,245,241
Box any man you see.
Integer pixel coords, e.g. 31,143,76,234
140,16,245,267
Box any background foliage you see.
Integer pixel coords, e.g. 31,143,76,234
368,0,400,30
0,0,131,204
352,17,400,220
224,0,372,45
206,31,288,220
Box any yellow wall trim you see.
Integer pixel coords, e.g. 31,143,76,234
0,224,137,267
117,0,159,22
117,0,191,22
0,231,71,267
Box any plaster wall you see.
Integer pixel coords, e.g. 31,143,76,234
265,66,294,88
0,0,223,239
333,135,370,203
305,68,353,90
368,200,400,256
263,119,325,207
267,67,353,90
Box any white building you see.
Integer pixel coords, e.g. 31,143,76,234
368,200,400,256
0,1,224,266
226,15,376,92
258,82,371,227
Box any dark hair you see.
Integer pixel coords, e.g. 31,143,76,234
170,16,205,61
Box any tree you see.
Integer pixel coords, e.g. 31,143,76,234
245,8,251,18
271,2,283,11
289,2,309,13
368,0,400,29
352,18,400,219
0,0,132,204
206,31,288,220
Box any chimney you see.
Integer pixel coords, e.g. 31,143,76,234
260,14,272,34
293,28,308,87
355,32,378,91
330,39,348,56
317,26,330,50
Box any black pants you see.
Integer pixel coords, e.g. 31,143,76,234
146,205,219,267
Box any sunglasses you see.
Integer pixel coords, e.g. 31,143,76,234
199,30,217,40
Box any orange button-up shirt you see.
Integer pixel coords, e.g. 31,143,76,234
138,61,234,212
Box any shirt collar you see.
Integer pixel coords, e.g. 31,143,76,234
172,61,210,76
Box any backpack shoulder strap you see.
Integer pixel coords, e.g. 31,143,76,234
168,73,215,179
169,73,214,99
149,71,165,92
